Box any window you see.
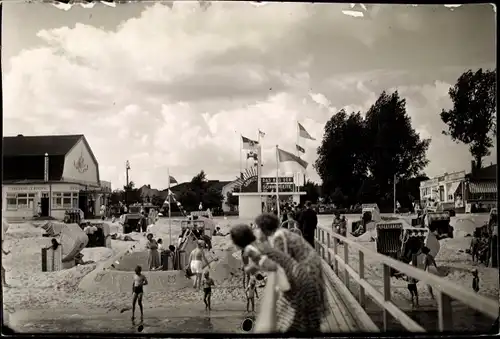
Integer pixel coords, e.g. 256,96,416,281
52,192,78,209
6,194,17,210
7,193,35,210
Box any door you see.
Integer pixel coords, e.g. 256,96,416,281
79,194,88,218
41,197,49,217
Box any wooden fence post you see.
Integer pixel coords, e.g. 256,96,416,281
333,234,339,275
437,292,453,331
382,264,391,331
358,250,365,307
344,243,349,289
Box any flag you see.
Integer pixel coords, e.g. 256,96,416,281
298,122,316,140
242,136,259,150
247,152,258,160
296,144,305,154
277,147,308,170
259,130,266,138
169,176,178,185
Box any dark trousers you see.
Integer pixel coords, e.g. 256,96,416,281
304,232,315,248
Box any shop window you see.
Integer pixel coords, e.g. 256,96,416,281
6,194,17,210
73,197,79,208
52,192,79,209
52,193,63,209
62,193,73,208
14,193,35,209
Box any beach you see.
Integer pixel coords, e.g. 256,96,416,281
2,214,498,332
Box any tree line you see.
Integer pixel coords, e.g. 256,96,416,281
314,68,496,210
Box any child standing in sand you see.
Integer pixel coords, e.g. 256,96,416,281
246,275,258,312
203,271,215,311
132,265,148,321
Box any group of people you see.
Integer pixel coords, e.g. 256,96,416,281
146,234,179,271
230,206,327,332
276,201,319,247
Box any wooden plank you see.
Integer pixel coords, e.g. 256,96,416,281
316,225,499,321
322,261,379,332
325,278,355,331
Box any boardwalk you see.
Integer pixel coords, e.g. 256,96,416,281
255,225,499,333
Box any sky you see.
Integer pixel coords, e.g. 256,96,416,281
2,2,496,190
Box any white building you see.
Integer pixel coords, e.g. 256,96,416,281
2,134,110,221
419,171,466,204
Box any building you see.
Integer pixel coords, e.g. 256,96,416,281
419,170,466,206
221,180,240,212
464,163,497,209
2,134,110,221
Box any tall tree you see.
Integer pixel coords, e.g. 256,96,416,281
301,180,321,204
314,109,367,201
364,91,431,197
440,68,497,169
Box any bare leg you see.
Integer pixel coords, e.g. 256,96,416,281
428,285,435,300
132,293,138,319
246,298,250,312
138,293,144,320
207,293,211,311
250,297,255,312
197,274,203,290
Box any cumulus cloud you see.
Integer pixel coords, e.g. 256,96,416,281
2,2,496,188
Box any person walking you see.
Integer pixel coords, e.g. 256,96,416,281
298,201,318,247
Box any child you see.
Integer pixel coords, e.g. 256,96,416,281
203,271,215,311
407,252,419,308
246,275,258,312
422,246,438,300
132,265,148,320
472,268,480,293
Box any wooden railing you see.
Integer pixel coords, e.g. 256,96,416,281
315,225,499,332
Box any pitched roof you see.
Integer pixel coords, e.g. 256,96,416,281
468,164,497,181
3,134,83,156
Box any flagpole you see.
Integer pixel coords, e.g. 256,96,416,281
239,134,243,177
168,168,172,245
275,145,280,220
393,174,397,214
295,121,299,192
257,131,262,193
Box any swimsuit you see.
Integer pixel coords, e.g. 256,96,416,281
133,274,146,294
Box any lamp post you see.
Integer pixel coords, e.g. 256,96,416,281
125,160,131,205
44,153,51,217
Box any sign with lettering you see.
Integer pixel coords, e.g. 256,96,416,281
7,185,49,192
261,177,294,184
52,185,81,192
263,183,294,190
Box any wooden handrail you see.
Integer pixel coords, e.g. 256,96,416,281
254,272,278,333
315,225,499,332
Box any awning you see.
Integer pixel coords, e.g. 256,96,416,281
469,182,497,194
448,181,461,195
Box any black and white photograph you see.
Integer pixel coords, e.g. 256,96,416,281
1,1,497,334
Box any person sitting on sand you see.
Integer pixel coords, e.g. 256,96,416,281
187,240,209,290
132,265,148,321
213,227,228,237
472,268,480,293
202,271,215,311
245,274,258,312
422,246,439,299
146,234,160,270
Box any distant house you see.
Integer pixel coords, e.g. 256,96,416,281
464,162,497,209
138,184,161,202
2,134,110,220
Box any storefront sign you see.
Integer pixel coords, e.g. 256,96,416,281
6,185,50,192
261,177,294,184
52,185,81,192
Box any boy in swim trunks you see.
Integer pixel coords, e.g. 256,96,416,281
245,275,258,312
132,265,148,320
203,271,215,311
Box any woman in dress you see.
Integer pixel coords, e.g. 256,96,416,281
146,233,160,270
188,240,209,290
253,213,328,332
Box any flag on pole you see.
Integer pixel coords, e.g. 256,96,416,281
242,136,259,150
296,144,305,154
258,130,266,138
277,147,308,170
247,152,258,161
298,122,316,140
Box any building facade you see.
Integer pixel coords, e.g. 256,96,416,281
419,171,466,206
464,163,497,209
2,134,109,221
